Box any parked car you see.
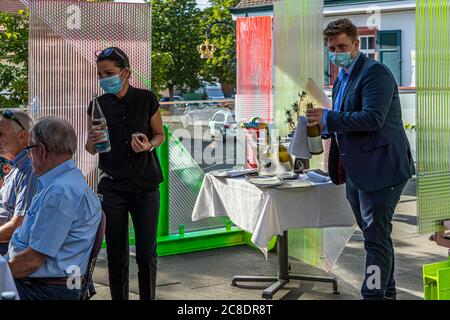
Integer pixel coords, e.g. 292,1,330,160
208,109,237,142
205,83,225,100
196,82,225,100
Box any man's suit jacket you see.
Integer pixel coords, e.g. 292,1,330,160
326,54,414,193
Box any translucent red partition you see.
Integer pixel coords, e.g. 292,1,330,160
236,16,273,124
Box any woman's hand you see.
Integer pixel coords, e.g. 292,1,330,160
88,124,108,145
131,133,152,153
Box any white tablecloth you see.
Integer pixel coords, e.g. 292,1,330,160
192,174,355,256
0,255,19,299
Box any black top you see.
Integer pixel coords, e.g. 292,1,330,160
87,86,164,193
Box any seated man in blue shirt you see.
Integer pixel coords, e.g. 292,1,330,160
0,110,38,256
5,116,101,300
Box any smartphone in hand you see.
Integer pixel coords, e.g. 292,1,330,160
133,132,144,142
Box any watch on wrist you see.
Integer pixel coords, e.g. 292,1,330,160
148,142,155,152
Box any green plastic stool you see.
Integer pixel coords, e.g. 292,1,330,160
423,257,450,300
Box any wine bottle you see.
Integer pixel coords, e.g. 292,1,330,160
92,94,111,153
306,103,323,155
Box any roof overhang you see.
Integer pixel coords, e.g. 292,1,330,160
231,0,415,19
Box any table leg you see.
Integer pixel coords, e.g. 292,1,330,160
262,279,289,299
231,231,339,299
289,274,339,294
231,276,278,286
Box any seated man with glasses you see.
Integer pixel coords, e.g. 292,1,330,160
0,110,38,256
5,116,101,300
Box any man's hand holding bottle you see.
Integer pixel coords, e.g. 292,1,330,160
305,107,326,131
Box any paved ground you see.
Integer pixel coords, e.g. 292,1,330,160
92,181,449,300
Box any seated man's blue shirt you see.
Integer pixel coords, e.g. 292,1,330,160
8,159,101,278
0,149,38,225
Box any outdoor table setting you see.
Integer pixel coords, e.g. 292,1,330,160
192,167,355,299
0,255,19,300
192,168,355,255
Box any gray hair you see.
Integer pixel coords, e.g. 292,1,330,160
1,110,34,131
31,116,77,155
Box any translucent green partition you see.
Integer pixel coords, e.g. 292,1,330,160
273,0,354,270
273,0,324,138
416,0,450,233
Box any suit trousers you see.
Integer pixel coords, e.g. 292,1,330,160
99,181,160,300
345,176,408,300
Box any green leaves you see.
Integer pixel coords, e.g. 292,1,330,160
151,0,204,96
0,10,29,108
199,0,238,91
404,123,416,132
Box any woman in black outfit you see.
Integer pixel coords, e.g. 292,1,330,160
85,47,164,300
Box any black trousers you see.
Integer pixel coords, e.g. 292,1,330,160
99,181,160,300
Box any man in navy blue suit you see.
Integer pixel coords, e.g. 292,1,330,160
306,19,414,300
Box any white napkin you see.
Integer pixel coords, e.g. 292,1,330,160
306,171,330,183
288,116,312,159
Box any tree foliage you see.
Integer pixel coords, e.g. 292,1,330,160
151,0,204,97
0,10,29,109
199,0,238,90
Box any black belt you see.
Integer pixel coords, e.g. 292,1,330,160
21,277,69,286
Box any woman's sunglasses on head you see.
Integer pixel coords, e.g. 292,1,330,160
95,48,127,64
2,109,25,130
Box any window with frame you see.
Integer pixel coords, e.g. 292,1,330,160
359,35,376,60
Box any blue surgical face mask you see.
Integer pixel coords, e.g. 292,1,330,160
329,52,354,68
99,69,125,94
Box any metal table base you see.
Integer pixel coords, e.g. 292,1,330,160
231,231,340,299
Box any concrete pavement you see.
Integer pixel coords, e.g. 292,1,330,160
92,183,449,300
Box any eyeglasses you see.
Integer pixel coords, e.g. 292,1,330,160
95,48,128,65
2,109,25,130
25,144,39,151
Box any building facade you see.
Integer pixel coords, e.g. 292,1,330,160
0,0,26,14
231,0,416,88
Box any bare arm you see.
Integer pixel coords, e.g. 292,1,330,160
9,247,46,279
0,215,24,243
131,110,166,153
149,110,165,148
